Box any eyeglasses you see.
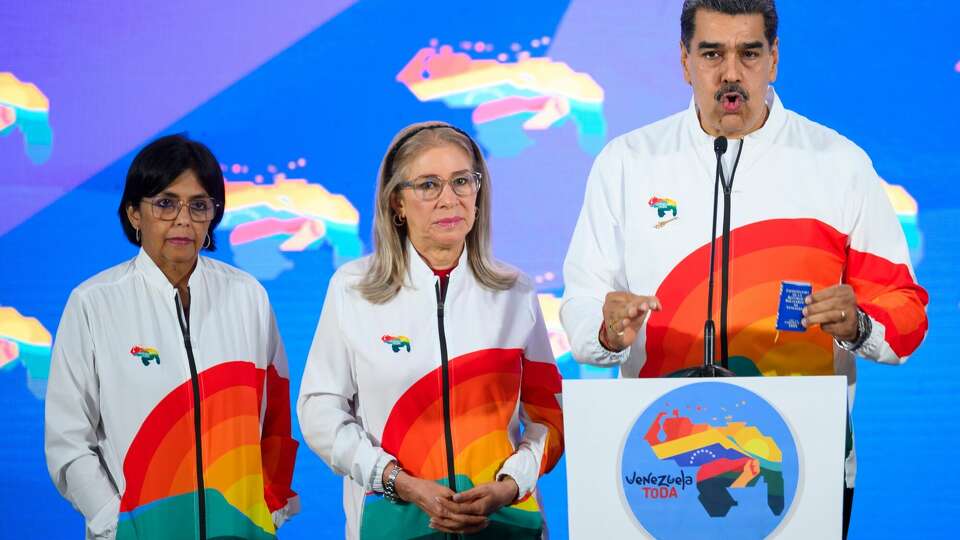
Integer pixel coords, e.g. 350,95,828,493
399,171,481,201
141,196,221,222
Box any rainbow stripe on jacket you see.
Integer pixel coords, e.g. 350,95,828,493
116,361,297,539
643,219,928,377
359,349,563,539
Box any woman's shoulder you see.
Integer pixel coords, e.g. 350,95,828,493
330,255,374,289
200,256,266,291
70,255,140,297
481,258,535,297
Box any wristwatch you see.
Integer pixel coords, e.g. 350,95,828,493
384,464,404,503
836,308,872,352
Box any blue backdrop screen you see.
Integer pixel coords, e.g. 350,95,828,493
2,1,958,538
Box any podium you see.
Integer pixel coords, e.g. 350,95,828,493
563,376,846,539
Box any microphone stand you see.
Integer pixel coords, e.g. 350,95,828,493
668,136,737,378
718,138,744,369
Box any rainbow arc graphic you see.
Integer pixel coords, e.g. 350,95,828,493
359,348,562,539
117,361,296,540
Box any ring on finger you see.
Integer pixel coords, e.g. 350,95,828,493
840,310,847,322
610,319,625,337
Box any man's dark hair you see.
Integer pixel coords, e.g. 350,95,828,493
681,0,778,50
118,133,226,250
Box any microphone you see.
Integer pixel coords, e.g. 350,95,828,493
668,136,735,378
714,136,728,155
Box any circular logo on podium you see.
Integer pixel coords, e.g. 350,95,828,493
619,382,799,539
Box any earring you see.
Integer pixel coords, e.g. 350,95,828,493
135,228,141,243
203,234,212,249
393,213,406,227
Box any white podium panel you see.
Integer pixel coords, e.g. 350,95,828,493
564,376,846,539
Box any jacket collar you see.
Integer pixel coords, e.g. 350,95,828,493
134,248,206,294
405,240,469,289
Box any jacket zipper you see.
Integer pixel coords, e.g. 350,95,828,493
435,277,457,495
175,292,207,540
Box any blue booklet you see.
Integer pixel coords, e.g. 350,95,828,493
776,281,812,332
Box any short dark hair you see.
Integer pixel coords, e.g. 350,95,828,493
118,133,226,250
681,0,778,50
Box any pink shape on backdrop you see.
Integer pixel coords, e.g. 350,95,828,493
0,338,18,367
396,45,500,85
230,217,308,245
472,96,552,124
0,105,15,131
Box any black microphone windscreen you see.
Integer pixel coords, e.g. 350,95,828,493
714,136,728,155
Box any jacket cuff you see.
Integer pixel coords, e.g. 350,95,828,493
595,322,631,364
496,448,538,500
856,314,886,358
370,452,398,494
271,495,301,529
86,494,119,540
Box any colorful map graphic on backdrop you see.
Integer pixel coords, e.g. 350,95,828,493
0,306,51,399
620,382,799,539
0,72,53,164
538,291,617,380
219,159,363,281
884,181,923,264
397,40,606,158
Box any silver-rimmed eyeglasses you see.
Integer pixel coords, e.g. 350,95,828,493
399,171,481,201
141,196,222,222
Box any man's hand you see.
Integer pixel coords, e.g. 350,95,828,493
802,285,859,342
600,292,662,352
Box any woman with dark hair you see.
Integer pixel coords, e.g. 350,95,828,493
44,134,299,540
298,122,564,539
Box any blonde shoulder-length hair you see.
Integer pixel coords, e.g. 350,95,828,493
357,121,517,304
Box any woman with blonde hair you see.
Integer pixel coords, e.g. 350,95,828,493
298,122,564,539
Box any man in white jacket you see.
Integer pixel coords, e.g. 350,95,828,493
560,1,928,538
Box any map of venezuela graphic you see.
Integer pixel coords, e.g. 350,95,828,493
397,40,606,157
0,306,52,399
643,409,785,518
0,73,53,164
219,163,363,281
884,180,923,264
621,384,799,538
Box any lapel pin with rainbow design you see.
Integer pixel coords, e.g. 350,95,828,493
649,196,679,229
130,346,160,366
381,335,411,353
